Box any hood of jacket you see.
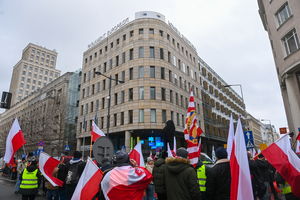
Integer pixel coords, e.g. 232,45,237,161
165,157,190,174
154,158,165,167
26,164,38,172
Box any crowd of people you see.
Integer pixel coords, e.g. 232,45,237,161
1,147,299,200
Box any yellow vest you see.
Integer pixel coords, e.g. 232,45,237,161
20,168,38,189
281,182,292,194
197,165,207,192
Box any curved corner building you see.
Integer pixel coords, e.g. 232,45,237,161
77,11,245,154
258,0,300,137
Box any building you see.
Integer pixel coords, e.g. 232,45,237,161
0,71,81,156
9,43,61,105
245,113,264,147
77,11,245,155
258,0,300,140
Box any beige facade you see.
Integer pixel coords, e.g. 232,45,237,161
258,0,300,140
77,11,245,154
246,113,264,147
0,72,80,156
9,43,61,105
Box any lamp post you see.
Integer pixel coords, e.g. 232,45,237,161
95,71,124,135
261,119,274,143
224,84,245,108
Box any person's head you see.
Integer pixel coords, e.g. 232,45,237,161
161,150,168,159
22,158,26,163
258,153,264,160
215,147,228,160
73,151,82,159
113,151,129,165
147,157,154,165
176,147,189,159
28,156,37,166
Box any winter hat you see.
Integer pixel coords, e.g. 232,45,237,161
113,150,129,164
176,147,188,159
215,147,227,159
147,157,153,162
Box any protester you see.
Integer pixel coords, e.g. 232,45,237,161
206,147,230,200
63,151,86,200
196,160,207,200
10,157,17,180
144,157,155,200
45,178,59,200
274,171,300,200
15,158,27,194
153,150,168,200
53,156,71,200
164,147,201,200
19,156,41,200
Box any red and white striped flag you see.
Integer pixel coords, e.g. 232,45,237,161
230,118,254,200
129,142,145,167
72,158,103,200
184,91,203,166
39,152,63,187
167,143,174,157
4,118,26,164
227,114,234,160
262,134,300,197
101,165,152,200
296,133,300,154
91,120,105,142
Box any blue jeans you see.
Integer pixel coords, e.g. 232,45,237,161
15,174,21,192
144,184,155,200
46,189,59,200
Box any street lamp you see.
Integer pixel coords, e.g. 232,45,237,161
95,71,124,135
261,119,274,143
223,84,245,107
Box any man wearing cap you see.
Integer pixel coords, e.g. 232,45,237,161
206,147,230,200
164,147,201,200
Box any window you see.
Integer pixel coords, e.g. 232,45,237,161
129,68,133,80
182,115,185,127
149,28,154,34
282,29,300,56
109,59,113,69
150,109,156,123
114,114,117,126
168,51,171,62
116,55,119,66
167,34,170,40
138,47,144,58
161,67,165,79
170,111,174,121
150,87,156,99
130,30,134,37
139,109,144,123
116,38,120,45
150,47,155,58
159,30,164,37
122,52,126,63
102,97,105,109
105,46,108,52
91,101,94,112
128,110,133,124
120,112,124,125
169,70,172,82
150,66,155,78
123,34,126,41
138,66,144,78
92,84,95,95
121,90,125,103
161,88,166,101
101,117,104,129
129,49,134,60
139,28,144,34
129,88,133,101
115,74,119,85
170,90,173,103
139,86,144,100
162,110,167,123
276,3,291,26
114,93,118,105
97,82,100,93
102,79,106,90
121,71,125,82
160,48,164,59
176,113,180,126
175,93,179,105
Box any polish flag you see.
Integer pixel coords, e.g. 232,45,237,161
4,118,26,164
39,152,63,187
173,136,177,154
227,114,234,160
101,165,152,200
189,138,202,167
296,133,300,154
72,158,103,200
91,121,105,142
262,134,300,197
129,142,145,167
167,143,174,157
230,118,254,200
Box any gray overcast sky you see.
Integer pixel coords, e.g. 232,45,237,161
0,0,288,131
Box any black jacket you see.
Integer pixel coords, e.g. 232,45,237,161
153,158,166,195
165,157,201,200
19,164,41,195
206,159,230,200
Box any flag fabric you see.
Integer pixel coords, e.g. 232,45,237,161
173,136,177,154
262,134,300,197
129,142,145,167
167,143,174,157
39,152,63,187
230,118,254,200
296,133,300,154
101,165,152,200
91,120,105,142
212,145,216,162
227,114,234,160
4,118,26,164
71,158,103,200
183,91,203,166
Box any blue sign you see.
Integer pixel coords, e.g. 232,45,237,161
64,145,70,151
244,131,254,149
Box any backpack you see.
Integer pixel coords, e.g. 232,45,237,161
65,162,82,185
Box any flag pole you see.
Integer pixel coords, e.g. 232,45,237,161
82,136,85,159
89,137,93,158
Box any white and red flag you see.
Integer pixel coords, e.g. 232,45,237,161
167,143,174,157
101,165,152,200
183,91,203,166
227,114,234,160
129,142,145,167
39,152,63,187
4,118,26,164
296,132,300,154
71,158,103,200
91,120,105,142
230,118,254,200
262,134,300,197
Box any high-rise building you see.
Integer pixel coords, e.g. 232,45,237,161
77,11,245,155
258,0,300,138
9,43,61,105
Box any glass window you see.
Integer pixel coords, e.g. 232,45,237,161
129,68,133,80
150,47,155,58
150,109,156,123
161,67,165,79
121,90,125,103
139,28,144,34
276,3,291,26
129,88,133,101
161,88,166,101
139,109,144,123
114,114,117,126
149,28,154,34
170,90,173,103
162,110,167,123
138,66,144,78
114,93,118,105
122,52,126,63
150,66,155,78
130,30,134,37
128,110,133,124
121,112,124,125
160,48,164,59
282,29,300,56
150,87,156,100
129,49,134,60
139,86,144,100
159,30,164,37
139,47,144,58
